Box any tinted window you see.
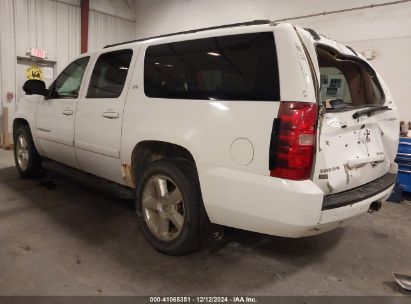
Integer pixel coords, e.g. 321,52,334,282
51,57,89,99
87,49,133,98
144,32,280,101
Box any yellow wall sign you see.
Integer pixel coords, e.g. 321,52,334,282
26,66,43,80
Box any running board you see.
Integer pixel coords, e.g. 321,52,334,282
42,160,135,200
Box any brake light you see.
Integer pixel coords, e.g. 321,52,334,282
270,101,318,180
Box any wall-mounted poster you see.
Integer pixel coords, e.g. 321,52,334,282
43,67,54,79
26,66,43,80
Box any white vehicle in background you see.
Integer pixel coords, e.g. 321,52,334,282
13,20,399,255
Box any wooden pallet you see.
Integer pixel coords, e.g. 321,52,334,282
0,107,13,150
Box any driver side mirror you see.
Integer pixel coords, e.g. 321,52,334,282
23,79,47,96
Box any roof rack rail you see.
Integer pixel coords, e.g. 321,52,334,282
104,19,273,49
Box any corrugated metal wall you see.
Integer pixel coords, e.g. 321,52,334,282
0,0,136,132
89,10,136,51
0,0,19,123
14,0,81,71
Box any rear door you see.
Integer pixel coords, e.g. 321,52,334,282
296,27,399,195
74,49,135,184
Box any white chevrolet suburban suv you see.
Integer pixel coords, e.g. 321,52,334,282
14,21,399,255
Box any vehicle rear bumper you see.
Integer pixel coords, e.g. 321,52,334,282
200,164,397,238
299,182,394,237
322,173,397,210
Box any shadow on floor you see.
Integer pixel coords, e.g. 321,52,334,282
382,280,411,296
402,191,411,201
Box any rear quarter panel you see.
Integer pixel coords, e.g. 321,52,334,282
121,24,316,174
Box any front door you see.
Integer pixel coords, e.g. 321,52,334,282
35,56,90,168
74,49,134,184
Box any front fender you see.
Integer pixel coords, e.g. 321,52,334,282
13,95,43,154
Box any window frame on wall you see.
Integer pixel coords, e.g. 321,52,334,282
143,31,280,102
49,56,90,100
86,49,134,99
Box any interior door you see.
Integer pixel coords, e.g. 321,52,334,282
74,49,134,184
36,56,90,168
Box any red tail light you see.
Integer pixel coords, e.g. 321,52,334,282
270,101,318,180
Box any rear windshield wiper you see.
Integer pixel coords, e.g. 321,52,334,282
352,105,391,120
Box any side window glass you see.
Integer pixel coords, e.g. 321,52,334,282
144,32,280,101
51,57,90,99
86,49,133,98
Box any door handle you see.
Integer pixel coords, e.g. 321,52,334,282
102,111,119,119
62,109,74,116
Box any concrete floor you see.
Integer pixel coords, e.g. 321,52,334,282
0,149,411,296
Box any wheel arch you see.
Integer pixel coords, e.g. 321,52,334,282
122,140,199,189
13,118,30,139
13,115,42,155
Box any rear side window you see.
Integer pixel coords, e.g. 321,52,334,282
144,32,280,101
87,49,133,98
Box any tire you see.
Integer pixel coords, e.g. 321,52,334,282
135,159,205,255
13,125,42,178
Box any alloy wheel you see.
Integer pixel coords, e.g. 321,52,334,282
142,175,185,241
16,134,29,171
